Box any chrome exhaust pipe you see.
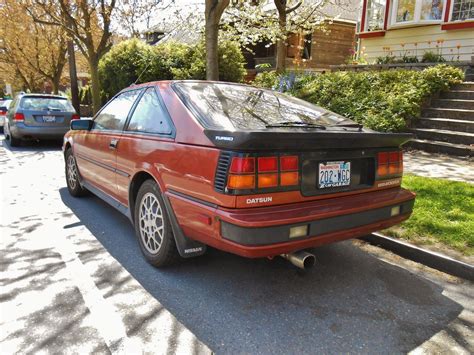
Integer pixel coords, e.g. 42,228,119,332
281,251,316,270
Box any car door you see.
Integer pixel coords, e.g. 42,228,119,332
115,87,175,205
73,89,142,199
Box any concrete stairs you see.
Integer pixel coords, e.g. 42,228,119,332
408,69,474,157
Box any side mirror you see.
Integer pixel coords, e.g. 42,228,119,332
71,119,93,131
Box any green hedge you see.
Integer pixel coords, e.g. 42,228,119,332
99,38,246,101
253,65,464,132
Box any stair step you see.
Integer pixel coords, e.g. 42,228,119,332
451,82,474,91
407,139,473,157
465,74,474,81
431,98,474,110
422,107,474,120
417,118,474,133
411,128,474,145
441,90,474,100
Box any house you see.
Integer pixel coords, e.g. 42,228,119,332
358,0,474,62
143,0,360,77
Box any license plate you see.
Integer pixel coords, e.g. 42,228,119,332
318,161,351,188
43,115,56,122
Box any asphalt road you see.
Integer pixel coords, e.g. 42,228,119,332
1,136,473,354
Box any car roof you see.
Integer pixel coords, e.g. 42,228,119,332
19,93,68,99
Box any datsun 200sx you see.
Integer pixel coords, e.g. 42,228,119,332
63,81,415,268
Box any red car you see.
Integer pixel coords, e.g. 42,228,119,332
64,81,415,268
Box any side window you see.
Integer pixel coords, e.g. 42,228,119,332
94,90,141,131
126,88,172,135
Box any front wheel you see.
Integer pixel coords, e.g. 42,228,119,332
65,148,87,197
134,180,180,267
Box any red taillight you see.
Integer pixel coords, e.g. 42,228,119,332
230,157,255,174
258,157,278,172
226,154,300,191
71,114,80,120
0,111,6,116
377,150,403,177
14,113,24,121
280,156,298,171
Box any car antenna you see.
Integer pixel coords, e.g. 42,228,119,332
133,57,152,86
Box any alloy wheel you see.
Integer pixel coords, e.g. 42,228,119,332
139,192,164,254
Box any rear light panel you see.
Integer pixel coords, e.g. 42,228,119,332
14,113,24,121
220,153,300,194
377,150,403,178
71,114,80,120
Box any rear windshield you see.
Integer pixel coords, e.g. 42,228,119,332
173,82,349,130
20,97,74,111
0,100,11,108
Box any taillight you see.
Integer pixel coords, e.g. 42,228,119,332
0,110,6,116
226,154,299,191
71,114,80,120
14,113,24,121
377,150,403,177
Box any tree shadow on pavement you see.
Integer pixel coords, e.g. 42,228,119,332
59,187,465,354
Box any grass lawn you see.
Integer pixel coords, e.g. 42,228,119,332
383,175,474,256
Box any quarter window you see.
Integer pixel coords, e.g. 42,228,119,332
94,90,141,131
126,88,172,135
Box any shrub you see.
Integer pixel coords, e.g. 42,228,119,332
422,51,446,63
253,65,463,132
99,39,246,100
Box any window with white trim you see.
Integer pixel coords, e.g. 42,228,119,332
451,0,474,21
392,0,445,24
366,0,387,31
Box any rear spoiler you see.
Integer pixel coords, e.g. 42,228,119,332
204,129,413,151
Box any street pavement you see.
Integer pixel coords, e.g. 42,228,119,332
1,136,473,354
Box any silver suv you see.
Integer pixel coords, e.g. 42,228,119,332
5,93,79,146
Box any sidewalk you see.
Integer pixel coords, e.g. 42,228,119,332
404,150,473,183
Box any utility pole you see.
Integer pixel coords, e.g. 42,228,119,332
67,41,80,115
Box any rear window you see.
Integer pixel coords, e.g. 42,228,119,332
173,82,349,130
20,97,74,111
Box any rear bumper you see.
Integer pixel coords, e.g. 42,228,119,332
167,187,416,258
10,122,69,139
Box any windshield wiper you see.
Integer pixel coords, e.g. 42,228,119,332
266,121,327,129
329,122,363,131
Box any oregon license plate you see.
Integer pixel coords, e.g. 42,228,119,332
318,161,351,188
43,115,56,122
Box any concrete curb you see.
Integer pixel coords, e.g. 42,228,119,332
360,233,474,281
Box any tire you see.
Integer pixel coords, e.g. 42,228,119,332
7,128,21,147
134,179,180,267
65,148,87,197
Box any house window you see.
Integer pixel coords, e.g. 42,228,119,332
451,0,474,21
366,0,387,31
392,0,445,23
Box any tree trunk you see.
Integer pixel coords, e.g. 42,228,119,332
205,19,219,81
67,41,80,114
276,10,287,73
52,78,59,94
88,56,101,115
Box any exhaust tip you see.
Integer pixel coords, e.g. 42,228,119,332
281,251,316,270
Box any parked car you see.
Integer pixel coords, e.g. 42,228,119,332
64,81,416,269
0,99,12,132
5,93,79,146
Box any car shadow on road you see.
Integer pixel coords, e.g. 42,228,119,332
1,134,63,153
59,187,464,354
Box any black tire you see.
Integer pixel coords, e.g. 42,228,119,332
134,179,180,267
7,129,21,147
65,148,88,197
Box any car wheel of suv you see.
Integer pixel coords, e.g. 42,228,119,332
65,148,87,197
134,180,180,267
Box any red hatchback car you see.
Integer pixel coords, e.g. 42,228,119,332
64,81,415,268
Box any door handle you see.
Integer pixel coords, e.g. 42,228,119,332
109,139,119,149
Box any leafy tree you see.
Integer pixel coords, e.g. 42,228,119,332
0,0,68,93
